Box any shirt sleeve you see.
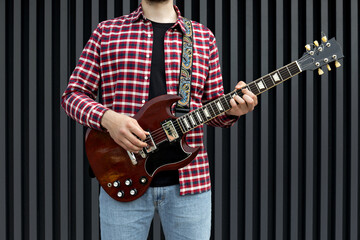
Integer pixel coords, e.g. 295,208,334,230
61,23,109,131
202,31,239,128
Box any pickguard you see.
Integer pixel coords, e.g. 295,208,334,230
145,140,191,176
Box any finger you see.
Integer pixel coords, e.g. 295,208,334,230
118,137,143,152
126,131,148,149
130,120,148,140
233,95,245,105
235,81,247,89
242,94,255,110
242,89,258,105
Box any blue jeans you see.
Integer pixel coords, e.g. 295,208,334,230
99,185,211,240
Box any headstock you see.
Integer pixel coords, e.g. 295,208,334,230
297,33,344,75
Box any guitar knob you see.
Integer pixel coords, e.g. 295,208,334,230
321,35,328,43
335,61,341,68
305,44,311,51
113,181,120,188
327,64,331,71
125,179,132,186
117,191,125,198
140,177,148,185
318,68,324,75
130,189,137,196
314,40,319,47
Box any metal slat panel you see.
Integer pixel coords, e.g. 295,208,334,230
275,0,285,239
229,0,239,239
75,0,84,239
260,0,270,239
335,1,345,239
320,0,330,239
44,0,53,238
60,0,70,239
29,0,38,239
290,0,300,239
350,1,359,239
305,0,316,239
245,1,255,239
0,0,6,239
214,0,225,239
13,0,22,238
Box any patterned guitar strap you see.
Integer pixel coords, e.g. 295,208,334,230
175,17,193,117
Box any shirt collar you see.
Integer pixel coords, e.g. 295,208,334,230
130,4,188,35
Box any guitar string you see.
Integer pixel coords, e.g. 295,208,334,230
140,60,308,146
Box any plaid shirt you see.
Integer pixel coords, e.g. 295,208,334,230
61,5,238,195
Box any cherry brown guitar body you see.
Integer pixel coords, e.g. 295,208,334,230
85,94,200,202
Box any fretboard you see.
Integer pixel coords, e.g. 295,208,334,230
175,61,301,134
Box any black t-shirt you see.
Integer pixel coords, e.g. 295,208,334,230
148,21,180,187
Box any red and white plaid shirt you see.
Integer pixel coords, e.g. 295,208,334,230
61,5,238,195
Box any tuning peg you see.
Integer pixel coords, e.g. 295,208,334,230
321,35,328,43
335,60,341,68
305,44,311,51
314,40,320,47
318,68,324,75
327,64,331,71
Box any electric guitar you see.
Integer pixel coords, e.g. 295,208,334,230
85,35,344,202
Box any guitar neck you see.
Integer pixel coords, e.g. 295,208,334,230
175,61,302,134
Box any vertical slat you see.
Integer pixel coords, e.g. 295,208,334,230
107,0,114,19
245,0,254,239
275,0,285,238
199,0,207,27
75,0,84,239
13,0,23,238
229,0,239,239
290,0,300,239
305,0,315,239
29,0,38,239
335,0,345,239
123,0,130,16
214,0,224,239
91,2,100,239
320,0,330,239
260,0,270,239
60,0,69,239
350,0,359,239
0,0,6,239
44,0,53,238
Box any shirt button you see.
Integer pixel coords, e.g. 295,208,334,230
148,34,151,38
144,76,148,80
142,100,146,104
146,54,150,58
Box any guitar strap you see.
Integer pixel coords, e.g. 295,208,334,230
175,17,193,117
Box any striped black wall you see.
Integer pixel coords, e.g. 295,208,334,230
0,0,359,239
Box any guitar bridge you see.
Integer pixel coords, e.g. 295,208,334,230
162,120,179,142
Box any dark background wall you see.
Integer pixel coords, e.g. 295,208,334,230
1,0,359,239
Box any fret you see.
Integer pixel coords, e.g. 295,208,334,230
256,79,266,91
190,112,200,126
284,65,293,78
203,106,211,119
183,117,190,130
210,101,220,115
263,74,275,86
177,118,185,133
222,95,231,109
278,66,291,80
288,62,301,75
271,72,282,82
216,101,224,112
196,111,203,123
189,113,196,126
248,82,260,95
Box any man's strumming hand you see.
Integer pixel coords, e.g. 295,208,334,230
101,110,148,152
